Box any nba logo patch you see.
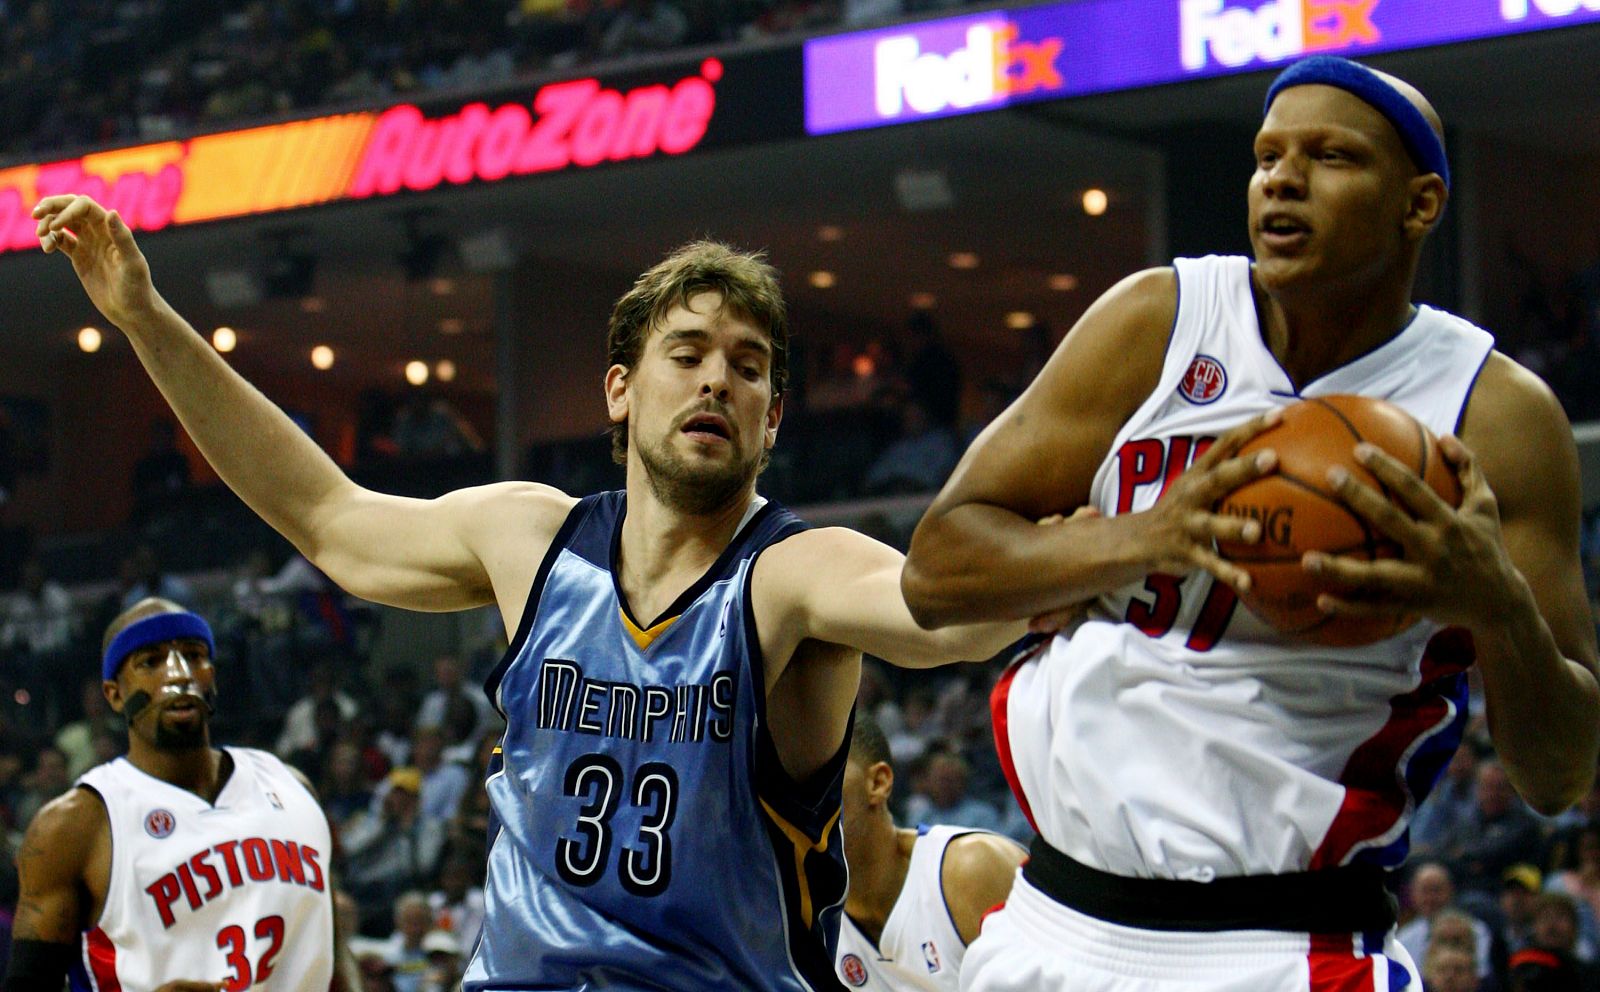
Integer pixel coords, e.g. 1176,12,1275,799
922,940,941,973
840,953,869,986
266,791,284,810
1179,355,1227,404
145,809,176,838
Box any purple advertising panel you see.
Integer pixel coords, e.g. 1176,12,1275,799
804,0,1600,134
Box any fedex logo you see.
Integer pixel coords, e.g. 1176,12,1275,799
1501,0,1600,18
1180,0,1379,71
873,22,1063,118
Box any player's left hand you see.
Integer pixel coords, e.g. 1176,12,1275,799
1301,434,1518,630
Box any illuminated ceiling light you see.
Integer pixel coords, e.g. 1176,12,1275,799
429,277,456,296
817,225,844,242
310,345,335,370
947,252,979,270
1006,311,1037,330
300,296,327,313
439,318,464,335
1082,188,1109,216
909,292,937,309
1048,273,1080,292
405,360,429,386
434,359,457,383
808,270,836,289
78,326,102,353
212,327,237,353
851,354,876,379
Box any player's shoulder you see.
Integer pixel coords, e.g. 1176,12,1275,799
939,830,1026,889
1083,266,1178,337
22,785,108,863
753,525,899,587
1460,351,1574,472
441,480,581,545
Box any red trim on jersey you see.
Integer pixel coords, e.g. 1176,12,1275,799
1307,932,1376,992
85,927,122,992
1309,629,1475,870
990,656,1038,835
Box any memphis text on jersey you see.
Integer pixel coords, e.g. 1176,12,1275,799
145,837,326,928
536,659,736,744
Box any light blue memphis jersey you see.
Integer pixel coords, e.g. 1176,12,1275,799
470,491,850,992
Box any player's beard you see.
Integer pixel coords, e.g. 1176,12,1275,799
152,695,212,751
637,422,761,517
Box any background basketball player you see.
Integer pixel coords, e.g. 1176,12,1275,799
901,55,1600,991
6,598,358,992
834,714,1023,991
33,194,1038,991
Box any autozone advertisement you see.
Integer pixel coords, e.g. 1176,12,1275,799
0,48,802,255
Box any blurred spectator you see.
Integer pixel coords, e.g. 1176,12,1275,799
381,891,434,992
1423,941,1480,992
405,724,471,823
357,951,398,992
1505,864,1550,957
1414,745,1483,861
1399,863,1495,982
287,696,350,782
12,743,70,827
862,398,960,495
1449,761,1547,904
319,739,376,829
342,768,447,932
1530,892,1598,967
428,852,487,951
419,929,465,992
55,676,122,778
118,544,194,611
599,0,688,56
1548,824,1600,957
901,311,962,432
855,659,904,739
393,394,483,460
1508,893,1598,992
277,660,361,757
130,419,192,525
887,688,937,765
0,555,76,655
416,654,495,743
904,751,1002,833
375,668,423,767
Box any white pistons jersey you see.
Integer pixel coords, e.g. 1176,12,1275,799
70,747,335,992
996,255,1494,882
835,826,980,991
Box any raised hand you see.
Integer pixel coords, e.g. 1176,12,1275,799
33,194,160,329
1305,433,1513,629
1143,408,1282,594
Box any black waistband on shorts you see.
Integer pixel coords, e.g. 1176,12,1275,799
1021,836,1398,933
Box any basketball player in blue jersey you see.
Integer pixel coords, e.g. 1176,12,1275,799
35,197,1038,992
903,56,1600,991
6,598,359,992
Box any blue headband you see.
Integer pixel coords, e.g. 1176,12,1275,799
103,612,215,681
1264,56,1449,190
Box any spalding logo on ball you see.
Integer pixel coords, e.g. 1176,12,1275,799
1215,394,1461,647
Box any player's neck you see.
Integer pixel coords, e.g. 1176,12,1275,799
617,479,755,619
844,823,916,942
129,739,229,803
1252,270,1417,389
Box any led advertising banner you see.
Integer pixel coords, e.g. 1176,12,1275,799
0,48,802,256
804,0,1600,135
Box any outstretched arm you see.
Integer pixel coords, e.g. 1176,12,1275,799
35,195,573,617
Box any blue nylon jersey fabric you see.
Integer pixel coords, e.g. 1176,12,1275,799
467,491,850,992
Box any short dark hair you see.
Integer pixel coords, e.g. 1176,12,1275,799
850,712,892,770
605,241,788,463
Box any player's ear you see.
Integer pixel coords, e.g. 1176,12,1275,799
604,365,631,425
866,760,894,807
764,393,783,447
1403,174,1446,241
102,678,124,714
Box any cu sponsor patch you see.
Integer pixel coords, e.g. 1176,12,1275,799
840,953,869,986
1179,354,1227,404
145,808,176,838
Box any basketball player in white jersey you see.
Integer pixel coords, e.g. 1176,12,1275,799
835,715,1024,992
903,55,1600,992
6,598,358,992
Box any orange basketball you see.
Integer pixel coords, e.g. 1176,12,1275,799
1214,395,1461,647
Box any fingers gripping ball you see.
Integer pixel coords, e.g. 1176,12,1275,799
1214,395,1461,647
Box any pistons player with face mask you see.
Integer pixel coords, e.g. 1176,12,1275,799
6,598,359,992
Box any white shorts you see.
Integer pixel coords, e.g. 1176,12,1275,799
961,873,1418,992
